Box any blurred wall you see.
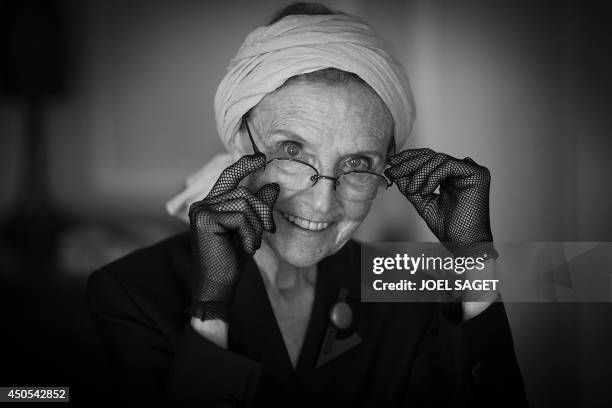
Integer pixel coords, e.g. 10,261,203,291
1,0,610,236
1,0,611,406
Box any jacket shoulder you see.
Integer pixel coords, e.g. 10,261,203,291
87,231,194,343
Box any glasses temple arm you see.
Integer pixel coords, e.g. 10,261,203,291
243,118,261,154
387,137,396,158
384,137,396,186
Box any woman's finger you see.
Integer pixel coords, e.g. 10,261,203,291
204,186,251,205
208,153,266,198
212,211,262,255
189,208,260,254
255,183,280,208
207,185,278,233
424,157,488,193
387,148,434,166
253,183,280,232
384,150,436,180
235,214,262,255
403,191,439,224
209,197,263,238
399,153,449,196
419,158,474,197
420,161,457,197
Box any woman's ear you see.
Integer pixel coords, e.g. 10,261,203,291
229,126,249,159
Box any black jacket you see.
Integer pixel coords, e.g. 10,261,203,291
87,232,528,407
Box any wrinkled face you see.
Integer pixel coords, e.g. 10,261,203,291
245,80,393,267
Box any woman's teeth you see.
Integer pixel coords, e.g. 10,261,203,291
280,211,330,231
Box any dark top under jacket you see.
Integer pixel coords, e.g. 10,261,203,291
86,231,529,407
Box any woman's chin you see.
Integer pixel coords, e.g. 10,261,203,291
264,234,328,267
262,221,333,267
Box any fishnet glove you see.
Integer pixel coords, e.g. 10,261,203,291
384,149,498,259
187,153,280,322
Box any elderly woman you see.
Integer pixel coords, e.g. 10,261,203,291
87,3,528,407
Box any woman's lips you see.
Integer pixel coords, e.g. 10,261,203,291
279,210,331,231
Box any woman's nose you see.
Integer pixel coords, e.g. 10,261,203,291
306,176,338,214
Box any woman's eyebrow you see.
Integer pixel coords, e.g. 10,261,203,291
269,129,310,145
345,149,384,157
269,128,386,159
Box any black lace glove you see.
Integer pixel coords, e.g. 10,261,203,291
187,153,280,322
384,148,498,259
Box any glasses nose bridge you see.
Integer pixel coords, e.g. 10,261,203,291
310,173,340,190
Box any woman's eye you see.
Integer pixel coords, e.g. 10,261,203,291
349,158,362,168
344,157,370,171
282,142,302,157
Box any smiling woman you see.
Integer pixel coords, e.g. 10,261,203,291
86,2,528,407
244,78,393,267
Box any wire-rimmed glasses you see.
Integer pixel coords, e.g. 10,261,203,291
243,117,393,202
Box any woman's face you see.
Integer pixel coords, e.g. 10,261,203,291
246,79,393,267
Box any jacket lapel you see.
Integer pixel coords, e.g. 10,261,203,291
310,241,366,369
227,241,366,377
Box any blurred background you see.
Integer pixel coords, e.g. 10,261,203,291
0,0,611,406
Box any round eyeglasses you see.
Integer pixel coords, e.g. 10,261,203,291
244,118,393,202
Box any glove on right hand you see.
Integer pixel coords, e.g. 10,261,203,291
187,153,280,322
384,148,498,259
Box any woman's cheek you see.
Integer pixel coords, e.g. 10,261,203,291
332,201,372,247
343,200,372,223
244,171,268,192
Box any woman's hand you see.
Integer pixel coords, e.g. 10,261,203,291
384,149,498,319
384,148,494,249
187,153,280,327
191,317,229,348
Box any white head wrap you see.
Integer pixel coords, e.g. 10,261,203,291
166,13,415,222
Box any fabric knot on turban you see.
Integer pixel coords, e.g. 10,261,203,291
167,13,415,222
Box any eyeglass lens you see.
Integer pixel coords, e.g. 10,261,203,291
257,159,387,202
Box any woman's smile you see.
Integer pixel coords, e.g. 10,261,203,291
278,209,332,231
244,79,393,267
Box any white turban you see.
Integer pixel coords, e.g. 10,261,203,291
166,13,415,222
